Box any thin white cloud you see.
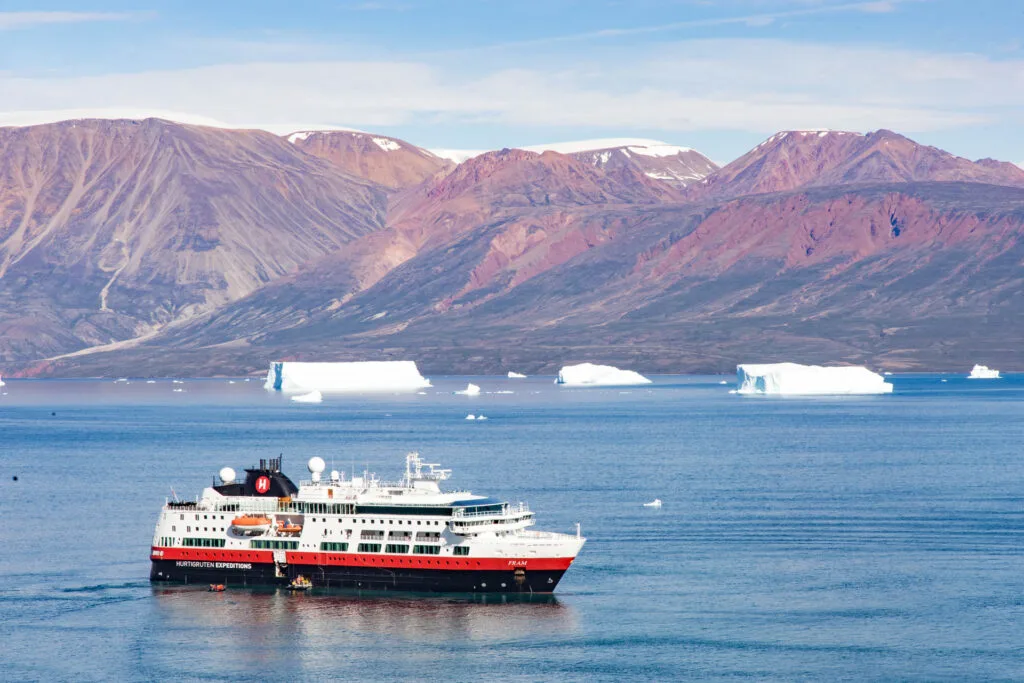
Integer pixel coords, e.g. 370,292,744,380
0,39,1017,138
0,11,139,30
455,0,914,52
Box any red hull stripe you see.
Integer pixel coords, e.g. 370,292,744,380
152,547,574,571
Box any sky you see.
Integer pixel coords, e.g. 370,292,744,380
1,0,1023,164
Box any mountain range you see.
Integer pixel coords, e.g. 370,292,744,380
1,118,1022,377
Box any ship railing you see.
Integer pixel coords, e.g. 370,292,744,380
451,503,531,519
513,530,572,541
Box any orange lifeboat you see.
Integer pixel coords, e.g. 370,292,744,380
231,515,272,534
276,521,302,534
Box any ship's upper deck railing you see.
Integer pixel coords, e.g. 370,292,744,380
451,502,531,520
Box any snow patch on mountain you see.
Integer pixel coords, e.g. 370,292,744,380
372,137,401,151
429,148,486,163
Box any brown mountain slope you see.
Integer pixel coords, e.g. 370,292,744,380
58,147,685,361
6,125,1024,377
0,118,388,363
698,129,1024,200
286,130,452,189
49,181,1024,378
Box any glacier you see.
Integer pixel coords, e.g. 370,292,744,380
264,361,431,393
556,363,652,387
968,364,1000,379
736,363,893,396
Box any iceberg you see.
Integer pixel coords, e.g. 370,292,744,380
556,363,652,387
465,414,477,420
455,383,481,396
736,363,893,395
507,371,527,379
264,361,431,393
968,364,1000,379
291,390,323,404
0,375,4,387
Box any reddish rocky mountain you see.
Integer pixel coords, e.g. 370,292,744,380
0,118,387,364
698,129,1024,200
2,121,1023,377
286,130,452,189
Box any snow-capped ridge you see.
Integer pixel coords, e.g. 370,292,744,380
519,138,691,155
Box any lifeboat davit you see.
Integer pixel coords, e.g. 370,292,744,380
231,515,272,533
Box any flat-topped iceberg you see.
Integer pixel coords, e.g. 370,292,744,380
265,361,431,393
968,364,1000,379
507,371,527,379
556,363,652,387
736,363,893,395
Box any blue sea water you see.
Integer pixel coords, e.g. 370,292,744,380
1,374,1023,682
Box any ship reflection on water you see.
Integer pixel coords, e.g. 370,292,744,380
151,586,577,664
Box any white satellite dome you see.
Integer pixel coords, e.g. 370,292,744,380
330,470,340,482
219,467,236,484
307,457,326,474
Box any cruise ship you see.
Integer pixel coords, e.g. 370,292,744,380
150,453,585,593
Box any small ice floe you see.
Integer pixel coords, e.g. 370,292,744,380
172,380,184,384
244,378,251,382
489,390,514,395
455,383,481,396
291,390,323,403
940,379,948,383
643,499,663,508
228,380,236,384
172,388,184,393
507,371,527,379
883,371,893,376
465,414,477,420
719,380,728,385
146,380,156,384
417,391,427,395
477,415,488,421
114,378,129,383
968,364,1000,379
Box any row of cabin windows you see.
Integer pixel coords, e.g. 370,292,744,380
159,536,175,546
453,546,470,556
320,542,349,552
280,502,355,514
357,543,382,553
413,545,441,555
182,538,225,548
251,540,299,550
384,544,409,554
